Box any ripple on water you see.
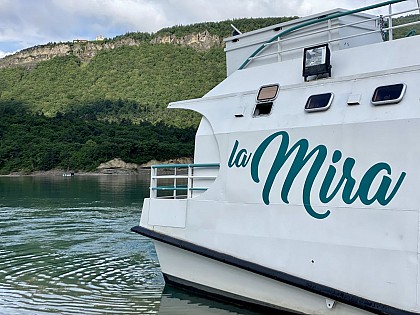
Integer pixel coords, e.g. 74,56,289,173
0,205,163,315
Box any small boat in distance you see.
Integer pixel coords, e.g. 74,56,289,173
63,168,74,177
132,1,420,314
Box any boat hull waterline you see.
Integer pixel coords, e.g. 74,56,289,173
132,226,416,315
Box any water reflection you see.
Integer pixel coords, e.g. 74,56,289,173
0,173,149,208
0,174,287,314
159,285,275,315
0,175,162,314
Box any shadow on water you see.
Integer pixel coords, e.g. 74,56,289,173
159,284,294,315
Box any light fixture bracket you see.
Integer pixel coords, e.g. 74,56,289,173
303,44,331,82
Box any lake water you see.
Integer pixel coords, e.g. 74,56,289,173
0,174,268,315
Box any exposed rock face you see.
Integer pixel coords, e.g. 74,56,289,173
150,30,222,51
97,158,140,174
96,157,194,174
0,38,141,69
141,157,193,168
0,44,70,69
0,31,221,69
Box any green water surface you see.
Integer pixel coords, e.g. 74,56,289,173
0,174,270,315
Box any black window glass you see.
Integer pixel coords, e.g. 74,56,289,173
372,84,406,105
253,102,273,116
305,93,333,112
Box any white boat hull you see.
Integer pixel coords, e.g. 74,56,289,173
154,239,372,315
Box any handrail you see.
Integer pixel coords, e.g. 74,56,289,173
384,20,420,31
150,163,220,199
238,0,409,70
151,163,220,169
252,27,383,62
260,14,380,51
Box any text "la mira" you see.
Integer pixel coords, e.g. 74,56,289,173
228,131,406,219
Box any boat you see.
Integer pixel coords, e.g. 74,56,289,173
132,1,420,314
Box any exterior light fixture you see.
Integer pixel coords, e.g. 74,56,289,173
303,44,331,82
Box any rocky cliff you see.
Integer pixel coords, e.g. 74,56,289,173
97,158,141,174
97,157,193,174
0,31,222,70
0,38,140,69
150,30,221,51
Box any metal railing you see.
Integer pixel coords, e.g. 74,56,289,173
150,163,220,199
239,0,420,70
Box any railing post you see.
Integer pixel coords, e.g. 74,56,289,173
277,37,282,62
173,167,177,199
188,165,193,199
328,19,332,44
388,4,393,40
150,167,157,199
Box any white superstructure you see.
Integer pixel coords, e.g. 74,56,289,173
133,1,420,314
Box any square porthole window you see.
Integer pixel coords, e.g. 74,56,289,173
305,93,334,112
256,84,279,102
371,83,406,105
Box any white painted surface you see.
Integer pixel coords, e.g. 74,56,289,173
140,7,420,314
155,241,373,315
147,199,187,228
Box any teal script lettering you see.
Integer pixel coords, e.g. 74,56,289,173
228,140,252,168
227,131,406,219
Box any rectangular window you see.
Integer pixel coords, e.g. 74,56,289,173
305,93,333,112
253,102,273,117
371,83,406,105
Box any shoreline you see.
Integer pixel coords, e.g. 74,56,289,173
0,169,151,177
0,157,192,177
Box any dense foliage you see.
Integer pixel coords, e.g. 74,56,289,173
0,101,195,174
154,17,298,38
0,44,225,127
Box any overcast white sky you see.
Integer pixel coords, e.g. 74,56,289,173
0,0,417,57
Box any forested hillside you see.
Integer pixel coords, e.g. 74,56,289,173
0,17,295,174
0,17,296,127
0,46,224,127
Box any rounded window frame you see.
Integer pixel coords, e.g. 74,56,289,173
371,83,407,106
304,92,334,112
